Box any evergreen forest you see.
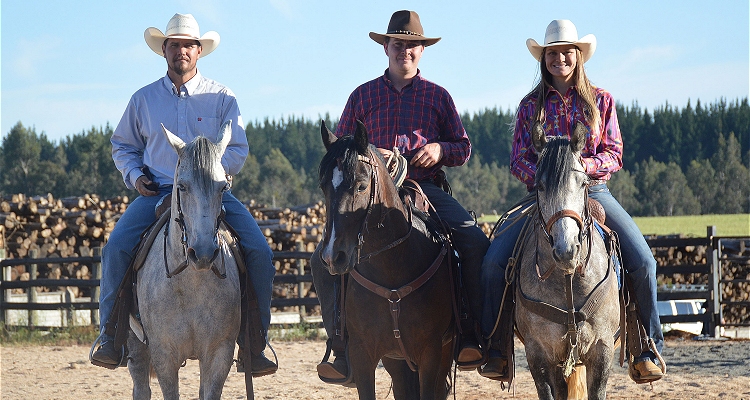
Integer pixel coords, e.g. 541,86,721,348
2,98,748,217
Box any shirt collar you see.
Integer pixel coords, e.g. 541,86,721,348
546,84,578,97
161,70,203,96
381,68,423,90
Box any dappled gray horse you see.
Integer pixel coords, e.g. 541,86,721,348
515,123,620,400
127,122,241,400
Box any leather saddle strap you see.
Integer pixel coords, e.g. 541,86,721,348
350,244,447,300
518,253,616,327
349,244,448,371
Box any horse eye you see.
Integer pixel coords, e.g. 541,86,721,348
536,182,545,192
177,184,186,192
357,183,367,193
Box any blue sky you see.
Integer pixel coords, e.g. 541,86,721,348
2,0,748,142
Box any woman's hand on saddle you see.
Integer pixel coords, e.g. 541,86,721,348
136,175,159,197
410,143,443,168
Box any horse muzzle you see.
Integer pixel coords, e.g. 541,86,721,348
187,245,220,271
321,241,356,275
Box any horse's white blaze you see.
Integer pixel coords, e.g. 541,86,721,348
322,225,337,263
332,166,343,190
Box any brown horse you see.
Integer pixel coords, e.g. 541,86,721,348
316,121,454,400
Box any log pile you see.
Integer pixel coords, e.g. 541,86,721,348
1,193,747,324
1,193,126,295
717,239,750,325
648,235,749,326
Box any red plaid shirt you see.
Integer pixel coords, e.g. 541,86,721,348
511,86,623,191
336,70,471,181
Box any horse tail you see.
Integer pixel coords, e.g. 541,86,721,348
566,365,587,400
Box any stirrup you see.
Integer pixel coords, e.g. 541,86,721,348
317,338,355,388
89,336,127,369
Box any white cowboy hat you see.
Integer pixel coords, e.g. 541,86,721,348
144,13,220,57
526,20,596,63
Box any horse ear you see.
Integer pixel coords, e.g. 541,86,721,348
354,120,369,155
320,120,337,150
216,120,233,154
531,122,547,153
161,123,186,154
571,122,586,153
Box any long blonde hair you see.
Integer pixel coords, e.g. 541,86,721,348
526,47,601,132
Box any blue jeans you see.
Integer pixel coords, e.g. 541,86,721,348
98,189,275,339
312,181,490,338
481,184,663,354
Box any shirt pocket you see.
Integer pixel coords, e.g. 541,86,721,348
193,117,221,139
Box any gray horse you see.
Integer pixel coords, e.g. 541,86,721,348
127,122,241,400
515,123,620,400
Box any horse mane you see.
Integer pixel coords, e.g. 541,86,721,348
182,136,222,194
535,136,575,194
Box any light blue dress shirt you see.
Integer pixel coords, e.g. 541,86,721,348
111,71,248,189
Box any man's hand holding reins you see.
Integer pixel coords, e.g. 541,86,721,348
136,175,159,197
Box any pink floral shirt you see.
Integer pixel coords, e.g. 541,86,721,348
511,86,623,191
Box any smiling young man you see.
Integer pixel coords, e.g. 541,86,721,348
312,10,490,383
90,13,277,377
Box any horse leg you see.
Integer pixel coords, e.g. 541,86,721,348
417,340,453,400
127,334,152,400
149,348,182,400
435,339,454,399
197,342,235,400
348,343,378,400
382,358,419,400
526,350,555,400
585,346,613,400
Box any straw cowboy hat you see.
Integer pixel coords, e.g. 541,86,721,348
526,20,596,63
144,13,220,57
369,10,441,46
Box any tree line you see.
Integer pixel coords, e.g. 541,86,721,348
1,98,748,217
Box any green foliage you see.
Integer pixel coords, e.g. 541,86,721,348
0,322,100,346
268,322,324,341
1,98,749,217
633,214,750,237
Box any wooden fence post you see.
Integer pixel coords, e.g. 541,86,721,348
1,248,7,325
708,225,721,338
92,247,102,328
296,241,306,319
28,249,39,328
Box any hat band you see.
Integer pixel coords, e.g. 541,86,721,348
387,30,425,37
547,40,576,45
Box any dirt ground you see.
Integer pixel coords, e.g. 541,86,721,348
2,335,749,400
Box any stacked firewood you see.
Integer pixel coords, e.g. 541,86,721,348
1,193,747,325
717,239,750,325
1,193,126,292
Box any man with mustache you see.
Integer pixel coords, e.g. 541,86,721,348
90,13,277,377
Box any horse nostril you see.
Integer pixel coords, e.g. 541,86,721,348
333,251,349,268
187,247,198,263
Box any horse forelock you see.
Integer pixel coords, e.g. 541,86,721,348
536,137,576,194
319,135,381,190
181,136,223,194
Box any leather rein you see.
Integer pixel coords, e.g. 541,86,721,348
334,150,447,372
